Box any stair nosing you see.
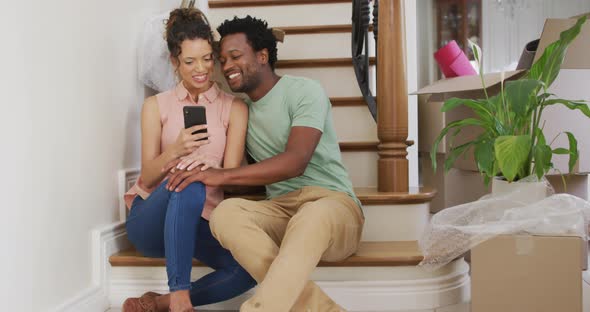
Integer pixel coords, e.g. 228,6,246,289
276,57,376,69
110,241,424,267
227,186,437,205
209,0,351,8
339,141,379,152
330,96,366,107
275,24,374,35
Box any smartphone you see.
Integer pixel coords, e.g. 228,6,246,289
183,106,208,139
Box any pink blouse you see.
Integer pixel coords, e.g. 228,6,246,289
124,82,234,220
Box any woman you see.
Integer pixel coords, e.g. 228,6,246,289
122,8,255,312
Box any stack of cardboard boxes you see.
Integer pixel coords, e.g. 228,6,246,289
415,14,590,311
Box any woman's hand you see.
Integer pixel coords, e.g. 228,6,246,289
176,153,221,172
171,125,210,158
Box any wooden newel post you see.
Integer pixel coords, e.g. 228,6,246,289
377,0,409,192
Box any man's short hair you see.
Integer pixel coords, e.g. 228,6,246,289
217,16,278,70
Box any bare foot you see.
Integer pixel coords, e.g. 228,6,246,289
169,290,193,312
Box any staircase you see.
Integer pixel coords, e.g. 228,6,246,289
106,1,471,311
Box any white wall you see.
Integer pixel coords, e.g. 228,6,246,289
482,0,590,73
417,0,436,89
0,1,163,310
405,0,420,187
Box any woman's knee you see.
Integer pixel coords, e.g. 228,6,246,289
169,182,206,212
174,181,206,199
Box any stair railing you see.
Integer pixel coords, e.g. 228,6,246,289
352,0,409,192
352,0,378,121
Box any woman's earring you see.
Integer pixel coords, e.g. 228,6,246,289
174,68,181,83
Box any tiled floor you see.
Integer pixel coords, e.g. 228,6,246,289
106,302,471,312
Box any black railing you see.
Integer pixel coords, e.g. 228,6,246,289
352,0,378,121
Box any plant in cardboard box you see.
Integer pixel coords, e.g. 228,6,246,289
431,16,590,186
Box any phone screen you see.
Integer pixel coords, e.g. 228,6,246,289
183,106,208,138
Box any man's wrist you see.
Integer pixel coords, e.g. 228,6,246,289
221,168,235,185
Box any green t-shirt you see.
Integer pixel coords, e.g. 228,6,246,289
245,75,360,207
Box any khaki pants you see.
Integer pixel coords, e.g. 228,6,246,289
210,186,364,312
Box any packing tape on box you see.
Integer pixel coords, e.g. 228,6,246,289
514,235,535,255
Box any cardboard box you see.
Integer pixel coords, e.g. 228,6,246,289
536,16,590,173
472,235,585,312
420,152,490,213
546,173,589,200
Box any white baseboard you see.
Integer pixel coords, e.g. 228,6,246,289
51,222,130,312
92,221,131,288
49,286,109,312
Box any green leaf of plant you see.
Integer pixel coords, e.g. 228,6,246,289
474,138,495,177
494,135,532,182
483,174,491,186
468,39,483,75
533,143,552,180
544,99,590,118
444,141,475,172
489,94,502,114
441,98,464,112
430,118,486,171
538,93,556,101
442,98,494,124
552,148,570,154
527,16,586,88
566,131,579,172
504,79,544,117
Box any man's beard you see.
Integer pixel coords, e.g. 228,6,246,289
230,63,262,93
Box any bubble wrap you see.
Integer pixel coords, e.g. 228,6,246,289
419,176,590,271
138,12,177,92
138,3,210,92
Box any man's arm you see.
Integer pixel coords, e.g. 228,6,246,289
226,126,321,184
166,126,321,191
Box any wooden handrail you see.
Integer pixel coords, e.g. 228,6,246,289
377,0,409,192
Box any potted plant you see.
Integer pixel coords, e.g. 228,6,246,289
431,16,590,190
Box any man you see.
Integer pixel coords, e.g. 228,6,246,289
166,16,364,312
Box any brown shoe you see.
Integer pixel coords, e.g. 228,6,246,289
122,291,161,312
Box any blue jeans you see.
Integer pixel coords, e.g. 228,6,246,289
126,181,256,306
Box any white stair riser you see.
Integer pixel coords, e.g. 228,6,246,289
362,203,430,241
341,151,378,188
278,33,376,60
276,66,375,98
109,259,470,311
208,3,352,27
332,106,377,141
